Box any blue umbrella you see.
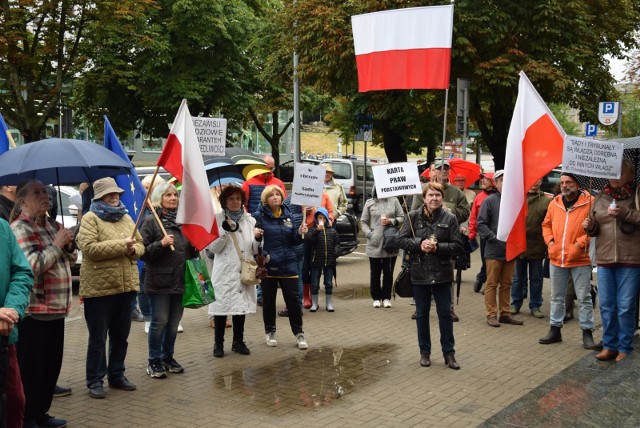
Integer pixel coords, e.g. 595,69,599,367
0,138,132,185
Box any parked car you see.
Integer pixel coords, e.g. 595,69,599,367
333,212,359,257
278,158,320,183
541,168,562,194
55,185,82,289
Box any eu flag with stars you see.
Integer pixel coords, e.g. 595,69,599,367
103,116,146,222
0,112,16,155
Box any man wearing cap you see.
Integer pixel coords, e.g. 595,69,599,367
477,170,524,327
510,179,550,319
539,172,601,349
322,163,348,218
469,173,497,293
411,160,470,322
411,160,470,225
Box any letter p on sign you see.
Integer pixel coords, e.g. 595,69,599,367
598,102,619,126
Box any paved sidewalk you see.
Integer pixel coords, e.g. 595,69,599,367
51,249,611,427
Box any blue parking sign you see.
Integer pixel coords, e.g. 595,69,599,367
598,101,619,125
585,123,598,137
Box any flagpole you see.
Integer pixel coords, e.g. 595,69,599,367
132,167,159,236
148,199,175,251
441,88,449,163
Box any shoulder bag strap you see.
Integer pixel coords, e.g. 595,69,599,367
229,232,245,261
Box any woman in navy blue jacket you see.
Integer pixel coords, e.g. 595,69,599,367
253,185,309,349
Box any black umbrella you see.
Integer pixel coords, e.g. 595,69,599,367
0,138,132,185
0,138,132,227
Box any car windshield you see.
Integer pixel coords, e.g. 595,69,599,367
331,162,351,179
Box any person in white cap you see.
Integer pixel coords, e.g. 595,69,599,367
321,163,348,218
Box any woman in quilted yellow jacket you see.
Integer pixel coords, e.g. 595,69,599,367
77,177,144,399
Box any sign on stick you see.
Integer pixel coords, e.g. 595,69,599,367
192,117,227,156
372,162,422,198
291,163,326,207
562,136,623,179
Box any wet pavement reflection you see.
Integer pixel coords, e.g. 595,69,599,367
213,344,395,412
481,336,640,427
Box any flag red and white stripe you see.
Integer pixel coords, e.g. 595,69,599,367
351,5,453,92
497,72,565,260
157,99,218,250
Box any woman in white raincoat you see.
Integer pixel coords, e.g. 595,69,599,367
207,186,260,358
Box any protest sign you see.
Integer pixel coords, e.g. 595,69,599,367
372,162,422,198
192,117,227,156
291,163,325,207
562,136,623,179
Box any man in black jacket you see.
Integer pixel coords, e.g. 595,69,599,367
477,170,524,327
399,182,463,370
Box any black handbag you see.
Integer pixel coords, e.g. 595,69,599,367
382,226,399,252
393,263,413,298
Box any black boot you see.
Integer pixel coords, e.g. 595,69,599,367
582,329,603,350
539,326,562,344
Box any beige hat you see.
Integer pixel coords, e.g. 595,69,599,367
93,177,124,200
321,163,334,173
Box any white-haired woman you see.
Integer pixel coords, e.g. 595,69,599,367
140,183,196,378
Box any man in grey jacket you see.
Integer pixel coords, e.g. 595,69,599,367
477,170,524,327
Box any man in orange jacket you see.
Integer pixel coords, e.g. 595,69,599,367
539,172,601,350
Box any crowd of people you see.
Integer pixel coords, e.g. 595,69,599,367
0,153,638,427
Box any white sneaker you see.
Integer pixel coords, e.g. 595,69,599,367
177,322,184,333
296,333,308,350
266,332,277,347
373,300,381,308
144,321,150,334
383,299,392,308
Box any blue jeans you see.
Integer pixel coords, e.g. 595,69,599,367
549,264,593,330
598,266,640,354
511,258,544,310
413,282,455,356
84,292,135,387
147,294,184,360
310,266,334,295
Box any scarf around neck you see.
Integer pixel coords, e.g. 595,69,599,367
603,183,633,201
90,200,128,222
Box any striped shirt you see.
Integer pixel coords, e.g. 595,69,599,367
11,214,76,315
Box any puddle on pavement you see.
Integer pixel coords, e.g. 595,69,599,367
213,344,396,411
333,286,371,300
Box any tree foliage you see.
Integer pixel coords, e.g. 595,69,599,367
0,0,150,141
279,0,640,167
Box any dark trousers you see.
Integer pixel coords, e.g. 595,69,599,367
261,277,303,336
413,282,455,356
369,257,396,301
83,292,135,387
213,315,246,345
17,317,64,425
6,345,25,428
137,267,151,318
476,237,487,285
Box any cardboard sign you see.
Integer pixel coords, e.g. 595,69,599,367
291,163,325,207
562,136,623,179
372,162,422,198
192,117,227,156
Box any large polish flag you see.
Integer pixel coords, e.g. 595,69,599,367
157,99,218,250
497,72,565,260
351,5,453,92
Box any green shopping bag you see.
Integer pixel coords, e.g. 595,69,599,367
182,257,215,309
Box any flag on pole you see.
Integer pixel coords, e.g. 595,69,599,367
157,99,218,250
351,5,454,92
104,116,147,223
0,112,17,155
497,71,565,260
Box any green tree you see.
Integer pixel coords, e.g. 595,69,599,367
0,0,152,142
280,0,640,168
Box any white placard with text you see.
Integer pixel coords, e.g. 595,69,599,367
291,163,325,207
192,117,227,156
372,162,422,198
562,135,623,179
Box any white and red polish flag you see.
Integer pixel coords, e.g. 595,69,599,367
157,99,218,250
497,72,565,260
351,5,454,92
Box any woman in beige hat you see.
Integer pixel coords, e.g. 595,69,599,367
77,177,144,399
